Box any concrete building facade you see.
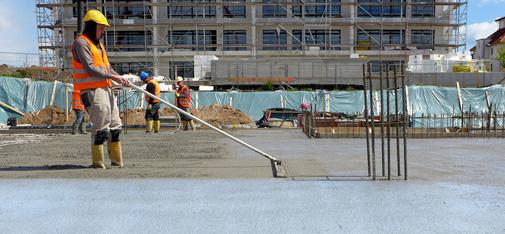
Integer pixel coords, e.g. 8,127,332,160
37,0,467,85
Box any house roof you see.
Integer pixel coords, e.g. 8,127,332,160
469,46,476,52
496,16,505,22
487,28,505,45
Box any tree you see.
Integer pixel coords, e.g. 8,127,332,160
261,81,274,91
497,42,505,71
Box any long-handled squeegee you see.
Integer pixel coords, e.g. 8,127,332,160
128,83,286,178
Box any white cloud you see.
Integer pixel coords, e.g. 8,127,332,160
466,21,499,47
0,7,17,40
0,14,13,31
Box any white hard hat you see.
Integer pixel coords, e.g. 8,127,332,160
176,76,183,82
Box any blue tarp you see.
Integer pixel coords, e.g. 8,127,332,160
0,77,27,123
2,77,505,124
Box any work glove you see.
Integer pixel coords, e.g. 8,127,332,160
147,104,152,110
174,92,180,97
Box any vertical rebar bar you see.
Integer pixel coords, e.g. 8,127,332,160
452,105,455,128
401,65,408,180
380,64,385,177
386,65,391,180
494,110,497,137
352,117,355,138
482,112,485,138
421,113,425,137
368,63,376,180
394,65,400,176
122,90,128,135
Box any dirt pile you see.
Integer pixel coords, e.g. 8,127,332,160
122,104,253,127
121,108,176,125
18,106,87,125
17,104,254,127
193,104,253,126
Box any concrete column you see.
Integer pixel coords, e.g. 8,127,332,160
349,0,355,54
251,1,256,59
217,0,223,51
216,0,223,18
405,0,412,18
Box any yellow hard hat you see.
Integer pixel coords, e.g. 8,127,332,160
83,9,110,26
176,76,183,82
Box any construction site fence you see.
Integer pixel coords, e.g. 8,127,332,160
2,76,505,126
303,111,505,138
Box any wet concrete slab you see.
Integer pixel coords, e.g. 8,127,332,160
0,179,504,233
227,130,505,186
1,129,505,232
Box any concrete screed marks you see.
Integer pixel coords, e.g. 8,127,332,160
0,130,273,179
2,129,505,186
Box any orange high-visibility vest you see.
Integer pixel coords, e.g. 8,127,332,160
72,35,112,90
176,85,191,108
145,79,160,103
71,89,85,111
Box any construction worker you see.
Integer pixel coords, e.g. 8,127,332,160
174,76,196,131
140,71,161,133
71,88,88,135
72,9,130,169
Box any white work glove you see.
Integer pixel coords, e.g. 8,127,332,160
112,75,130,87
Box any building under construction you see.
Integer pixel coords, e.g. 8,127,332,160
36,0,467,87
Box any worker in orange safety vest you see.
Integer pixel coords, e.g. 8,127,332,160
173,76,196,131
72,9,130,169
71,88,88,135
140,71,161,133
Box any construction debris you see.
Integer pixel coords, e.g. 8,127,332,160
0,100,24,116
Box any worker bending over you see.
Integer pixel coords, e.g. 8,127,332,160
71,88,88,135
72,9,130,168
140,71,161,133
174,76,196,131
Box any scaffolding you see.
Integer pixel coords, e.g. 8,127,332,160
36,0,468,81
36,0,61,67
354,1,468,49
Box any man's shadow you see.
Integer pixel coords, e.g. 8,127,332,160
0,164,89,171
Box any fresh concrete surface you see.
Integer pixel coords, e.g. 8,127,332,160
1,129,504,233
227,130,505,185
0,179,504,233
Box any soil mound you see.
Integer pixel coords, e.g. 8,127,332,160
18,106,84,125
192,104,253,126
17,104,254,127
123,104,253,127
121,108,176,125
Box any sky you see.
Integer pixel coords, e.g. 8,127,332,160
0,0,504,67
